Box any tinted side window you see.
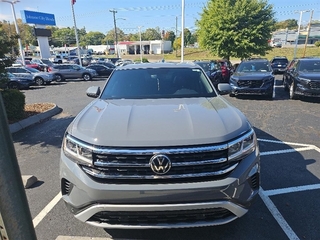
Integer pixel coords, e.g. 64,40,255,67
17,68,28,73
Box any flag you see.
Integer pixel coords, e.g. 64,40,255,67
72,0,76,4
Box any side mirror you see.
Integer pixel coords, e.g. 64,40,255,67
217,83,231,95
86,86,100,98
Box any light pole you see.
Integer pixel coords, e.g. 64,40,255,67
293,10,310,59
181,0,185,62
138,26,143,63
1,0,25,65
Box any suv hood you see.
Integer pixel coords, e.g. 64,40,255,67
298,72,320,80
67,97,251,147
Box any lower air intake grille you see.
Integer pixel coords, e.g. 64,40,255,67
88,208,235,225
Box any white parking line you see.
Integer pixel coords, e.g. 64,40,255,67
33,192,62,228
258,138,316,147
260,146,314,156
259,188,300,240
264,184,320,196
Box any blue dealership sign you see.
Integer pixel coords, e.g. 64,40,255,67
21,10,56,26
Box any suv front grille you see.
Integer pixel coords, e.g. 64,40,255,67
308,81,320,89
238,80,262,88
88,208,235,226
80,144,239,184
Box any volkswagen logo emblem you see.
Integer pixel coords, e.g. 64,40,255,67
149,154,171,175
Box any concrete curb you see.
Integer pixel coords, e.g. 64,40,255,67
9,104,62,134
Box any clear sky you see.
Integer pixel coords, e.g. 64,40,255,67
0,0,319,34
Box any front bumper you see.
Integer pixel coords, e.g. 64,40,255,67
272,68,286,74
230,84,273,96
295,84,320,97
60,148,260,229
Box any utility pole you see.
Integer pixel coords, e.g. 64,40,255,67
138,26,143,63
110,9,119,58
303,10,314,57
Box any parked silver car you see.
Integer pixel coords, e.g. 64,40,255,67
49,64,98,82
60,62,260,229
6,66,56,85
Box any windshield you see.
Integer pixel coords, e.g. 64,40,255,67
298,60,320,72
272,59,288,64
100,68,216,99
41,59,53,65
236,62,270,72
195,62,218,72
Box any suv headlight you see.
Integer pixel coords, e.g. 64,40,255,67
228,129,257,161
63,134,93,165
297,77,310,84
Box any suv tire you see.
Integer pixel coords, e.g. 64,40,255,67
55,74,64,82
35,77,44,86
289,82,298,100
82,73,92,81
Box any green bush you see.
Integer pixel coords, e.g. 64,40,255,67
315,41,320,47
134,58,149,63
1,89,25,122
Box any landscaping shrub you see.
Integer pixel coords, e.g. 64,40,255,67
1,89,25,122
134,58,149,63
315,41,320,47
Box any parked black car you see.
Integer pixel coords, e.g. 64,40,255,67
86,64,114,77
229,59,274,99
97,61,116,69
193,60,223,87
282,57,320,99
270,56,289,74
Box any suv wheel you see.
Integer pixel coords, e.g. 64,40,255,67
289,82,298,100
8,82,19,89
55,74,64,82
35,77,44,86
83,73,92,81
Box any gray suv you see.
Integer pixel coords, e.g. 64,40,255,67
49,64,98,82
60,63,260,229
6,66,56,85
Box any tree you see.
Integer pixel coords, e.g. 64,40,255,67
196,0,276,60
163,31,176,44
51,27,75,47
173,37,181,50
82,31,105,45
274,19,298,30
0,23,16,87
103,28,126,45
142,28,161,40
182,28,192,46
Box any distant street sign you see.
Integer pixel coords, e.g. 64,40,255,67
21,10,56,26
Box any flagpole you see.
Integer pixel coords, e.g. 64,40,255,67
71,0,82,66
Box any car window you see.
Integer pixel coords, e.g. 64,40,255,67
100,68,215,99
17,68,28,73
73,65,81,70
237,62,270,72
298,60,320,72
6,68,16,73
272,58,288,64
26,67,39,73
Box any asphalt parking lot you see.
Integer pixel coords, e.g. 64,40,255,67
9,75,320,240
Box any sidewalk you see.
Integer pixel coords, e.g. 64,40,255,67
9,104,62,134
